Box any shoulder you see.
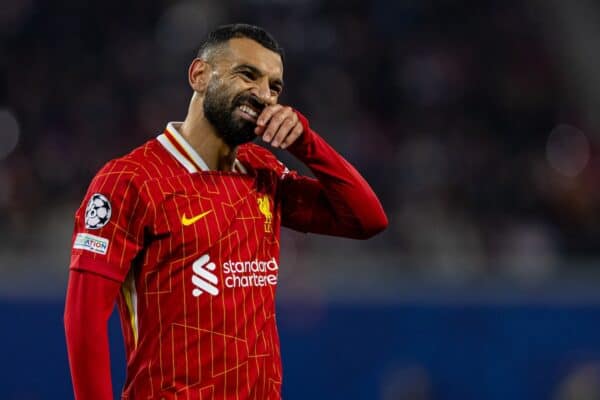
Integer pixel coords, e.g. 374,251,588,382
92,139,165,188
237,143,287,177
84,141,167,205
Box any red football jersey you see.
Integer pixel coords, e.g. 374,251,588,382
70,122,291,399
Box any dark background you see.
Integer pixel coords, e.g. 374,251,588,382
2,0,600,399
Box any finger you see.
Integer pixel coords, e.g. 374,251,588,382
254,125,266,136
262,107,292,142
256,104,283,128
255,106,282,135
280,123,304,149
271,117,297,148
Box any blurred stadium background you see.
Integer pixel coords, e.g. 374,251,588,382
2,0,600,399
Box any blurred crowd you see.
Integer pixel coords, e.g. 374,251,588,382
1,0,600,285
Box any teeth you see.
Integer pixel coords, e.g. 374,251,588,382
239,105,257,117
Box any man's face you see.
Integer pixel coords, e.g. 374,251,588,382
203,38,284,147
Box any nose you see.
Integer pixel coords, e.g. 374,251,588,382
250,77,276,106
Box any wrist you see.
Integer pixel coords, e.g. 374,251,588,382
287,109,314,154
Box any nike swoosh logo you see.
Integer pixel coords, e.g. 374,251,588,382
181,210,212,226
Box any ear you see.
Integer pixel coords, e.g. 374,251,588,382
188,58,211,94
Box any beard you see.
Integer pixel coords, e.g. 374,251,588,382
203,78,264,148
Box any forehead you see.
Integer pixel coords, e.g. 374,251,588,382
221,37,283,78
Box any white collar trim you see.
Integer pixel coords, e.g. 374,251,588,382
165,122,210,171
156,134,198,173
157,122,247,174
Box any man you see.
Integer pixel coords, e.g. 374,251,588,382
64,24,387,399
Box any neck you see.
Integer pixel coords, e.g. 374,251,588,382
179,96,237,172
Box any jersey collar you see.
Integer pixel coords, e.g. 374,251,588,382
157,122,247,174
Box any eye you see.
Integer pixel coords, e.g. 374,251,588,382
239,70,256,81
270,85,282,96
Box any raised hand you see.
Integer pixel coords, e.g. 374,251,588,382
255,105,304,149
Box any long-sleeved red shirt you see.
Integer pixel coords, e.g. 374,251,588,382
64,111,387,399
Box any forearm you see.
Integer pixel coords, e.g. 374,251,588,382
284,111,388,238
64,270,120,400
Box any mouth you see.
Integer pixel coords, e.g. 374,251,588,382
234,96,264,123
238,104,259,121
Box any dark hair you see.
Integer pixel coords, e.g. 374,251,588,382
197,23,284,63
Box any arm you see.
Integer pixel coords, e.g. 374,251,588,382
256,107,388,239
64,269,121,400
65,160,147,399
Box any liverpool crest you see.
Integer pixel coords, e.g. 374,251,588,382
257,195,273,233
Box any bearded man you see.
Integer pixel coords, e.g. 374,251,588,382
64,23,387,400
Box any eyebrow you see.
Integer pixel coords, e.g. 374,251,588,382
233,63,284,90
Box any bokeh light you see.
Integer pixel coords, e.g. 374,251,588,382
156,1,223,55
0,109,20,160
546,124,590,177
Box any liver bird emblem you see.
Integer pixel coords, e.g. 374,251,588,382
257,195,273,233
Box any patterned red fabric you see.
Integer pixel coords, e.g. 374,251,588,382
66,113,387,399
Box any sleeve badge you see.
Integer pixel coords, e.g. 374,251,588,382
85,193,112,229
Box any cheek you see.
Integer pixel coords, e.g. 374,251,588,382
209,86,235,110
230,77,257,96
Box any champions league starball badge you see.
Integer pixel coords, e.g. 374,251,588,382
84,193,112,229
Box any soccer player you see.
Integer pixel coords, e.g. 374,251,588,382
64,24,387,399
